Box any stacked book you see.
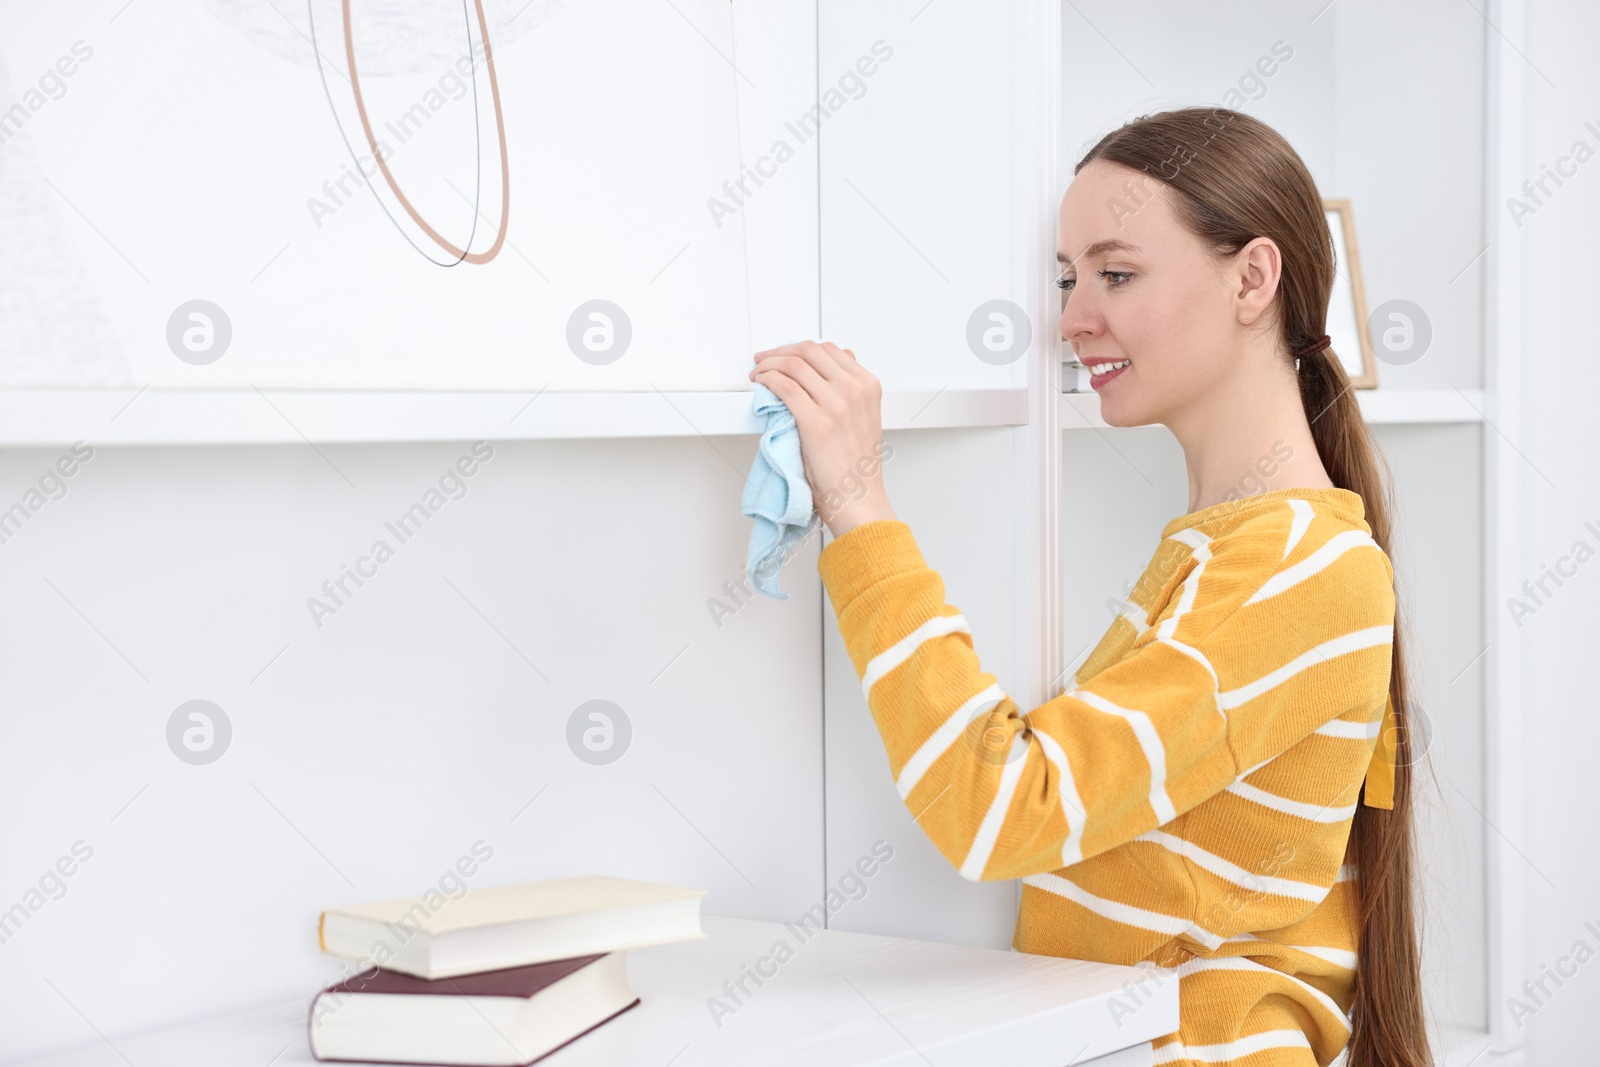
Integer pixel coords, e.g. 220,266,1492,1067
309,875,707,1066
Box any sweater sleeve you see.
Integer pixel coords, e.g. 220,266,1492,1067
817,517,1395,882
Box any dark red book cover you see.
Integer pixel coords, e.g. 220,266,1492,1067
321,953,611,998
308,952,641,1066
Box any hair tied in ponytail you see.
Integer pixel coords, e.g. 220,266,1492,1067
1294,333,1333,358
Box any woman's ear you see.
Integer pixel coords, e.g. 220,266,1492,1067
1232,236,1283,329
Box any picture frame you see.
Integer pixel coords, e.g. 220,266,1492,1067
1323,198,1379,389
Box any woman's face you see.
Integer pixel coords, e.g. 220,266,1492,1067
1057,160,1248,428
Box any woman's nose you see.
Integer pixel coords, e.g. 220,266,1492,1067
1058,287,1096,349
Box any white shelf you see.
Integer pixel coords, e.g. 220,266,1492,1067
0,387,1028,446
1353,389,1490,425
1061,388,1488,429
1433,1024,1523,1067
0,385,1478,446
9,914,1174,1067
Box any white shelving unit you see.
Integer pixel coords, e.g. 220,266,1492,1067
0,1,1531,1062
0,383,1482,447
0,388,1027,446
1062,388,1489,429
1479,1,1528,1061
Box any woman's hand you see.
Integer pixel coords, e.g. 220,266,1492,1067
750,340,897,538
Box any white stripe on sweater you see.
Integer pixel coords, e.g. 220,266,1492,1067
1153,1029,1313,1064
894,683,1007,800
1225,779,1360,823
1158,635,1219,689
1218,625,1393,711
1032,728,1088,867
1228,931,1359,970
1109,596,1151,637
1283,499,1316,560
861,612,970,697
1157,531,1212,642
1023,872,1225,949
1293,943,1359,970
1239,754,1273,778
1137,829,1330,903
1152,531,1222,699
959,733,1031,880
1244,529,1380,605
1072,689,1177,823
1175,955,1352,1033
1317,716,1382,739
1167,527,1212,551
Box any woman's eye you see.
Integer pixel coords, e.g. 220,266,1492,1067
1055,269,1132,293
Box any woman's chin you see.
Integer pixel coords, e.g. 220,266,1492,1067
1096,391,1143,428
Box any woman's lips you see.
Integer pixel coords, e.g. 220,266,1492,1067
1087,359,1130,390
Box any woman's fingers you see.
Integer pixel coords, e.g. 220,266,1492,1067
753,358,829,418
751,340,881,435
754,340,849,382
819,342,879,389
850,356,882,395
823,342,881,393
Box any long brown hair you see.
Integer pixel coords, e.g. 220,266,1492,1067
1074,108,1432,1067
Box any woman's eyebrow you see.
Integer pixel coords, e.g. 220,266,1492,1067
1055,239,1144,266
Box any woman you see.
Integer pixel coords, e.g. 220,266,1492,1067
749,108,1430,1067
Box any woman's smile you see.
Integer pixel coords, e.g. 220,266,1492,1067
1086,358,1132,389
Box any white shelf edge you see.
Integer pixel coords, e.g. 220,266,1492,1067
1354,388,1489,425
1432,1025,1524,1067
1060,389,1488,429
1481,0,1528,1053
0,387,1028,446
1434,1024,1490,1067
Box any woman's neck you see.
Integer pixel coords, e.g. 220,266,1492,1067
1166,358,1333,514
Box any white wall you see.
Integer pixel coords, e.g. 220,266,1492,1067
0,437,829,1058
1,0,832,1055
815,0,1032,948
1514,2,1600,1060
1376,423,1488,1036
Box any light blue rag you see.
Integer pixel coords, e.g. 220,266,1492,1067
742,382,820,599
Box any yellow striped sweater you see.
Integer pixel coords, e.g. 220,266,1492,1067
817,487,1396,1067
